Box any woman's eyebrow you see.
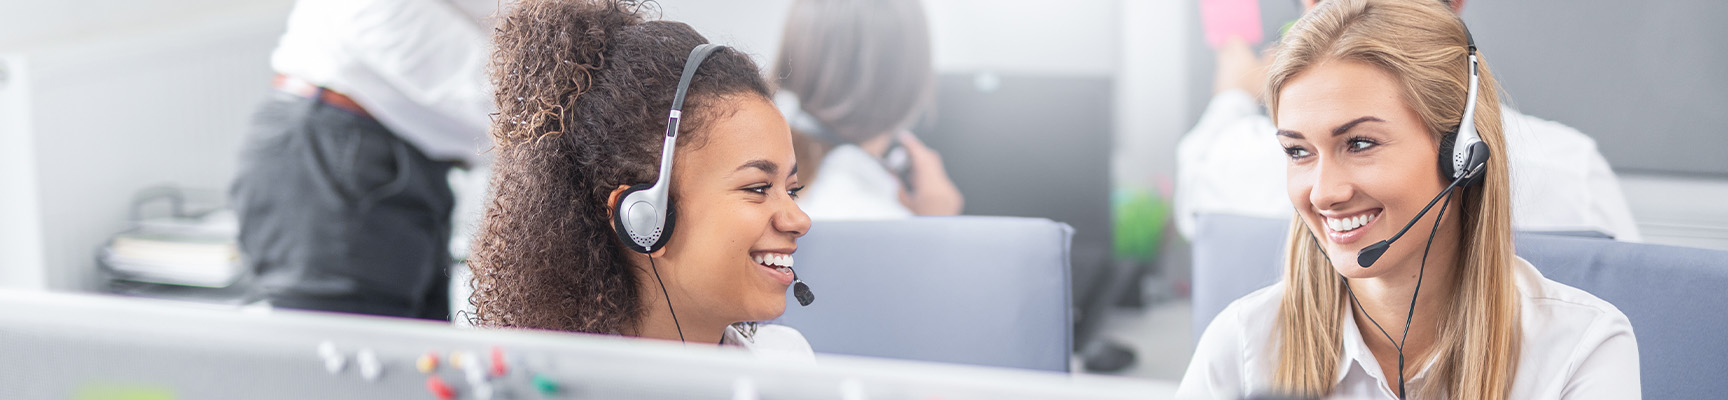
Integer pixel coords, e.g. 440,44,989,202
1276,115,1385,139
735,159,778,175
1331,116,1384,136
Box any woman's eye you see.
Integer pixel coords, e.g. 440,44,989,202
1284,146,1312,160
1347,138,1378,152
745,185,771,195
789,185,805,199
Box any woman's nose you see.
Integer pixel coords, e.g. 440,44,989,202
776,196,812,237
1308,160,1356,211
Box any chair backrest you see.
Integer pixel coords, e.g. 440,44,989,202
1190,213,1728,399
776,216,1074,372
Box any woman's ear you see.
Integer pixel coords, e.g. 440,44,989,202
606,184,631,234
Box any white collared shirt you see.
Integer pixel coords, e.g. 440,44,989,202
1176,256,1641,399
270,0,498,165
1171,90,1642,242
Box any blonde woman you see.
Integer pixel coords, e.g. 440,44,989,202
1176,0,1639,399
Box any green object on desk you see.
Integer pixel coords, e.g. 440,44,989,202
73,383,176,400
532,374,560,395
1112,187,1171,263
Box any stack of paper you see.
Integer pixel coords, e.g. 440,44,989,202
101,212,242,288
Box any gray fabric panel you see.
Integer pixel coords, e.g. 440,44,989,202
1191,213,1728,399
775,217,1074,372
1189,214,1286,341
1514,233,1728,400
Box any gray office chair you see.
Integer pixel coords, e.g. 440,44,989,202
1190,213,1728,400
775,216,1074,372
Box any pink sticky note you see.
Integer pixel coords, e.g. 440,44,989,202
1201,0,1264,48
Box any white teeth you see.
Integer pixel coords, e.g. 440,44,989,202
1326,212,1378,232
754,253,795,268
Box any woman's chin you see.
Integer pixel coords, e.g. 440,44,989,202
745,296,788,321
1328,253,1374,278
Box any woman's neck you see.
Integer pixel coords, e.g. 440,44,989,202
624,291,728,345
1345,229,1462,379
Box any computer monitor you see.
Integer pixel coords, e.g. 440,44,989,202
917,72,1115,267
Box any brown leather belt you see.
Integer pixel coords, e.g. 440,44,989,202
272,74,372,119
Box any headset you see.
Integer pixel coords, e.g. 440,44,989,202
774,92,917,193
612,44,815,342
612,44,722,255
1353,25,1488,269
1311,21,1488,400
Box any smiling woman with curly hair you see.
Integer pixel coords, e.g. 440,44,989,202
467,0,815,354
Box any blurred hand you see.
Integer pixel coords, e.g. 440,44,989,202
1214,37,1268,99
895,131,964,216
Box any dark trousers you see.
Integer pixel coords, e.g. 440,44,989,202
231,92,454,320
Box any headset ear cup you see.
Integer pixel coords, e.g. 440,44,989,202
653,199,676,252
1437,131,1459,180
612,184,655,254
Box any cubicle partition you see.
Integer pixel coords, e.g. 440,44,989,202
777,217,1076,372
0,289,1166,399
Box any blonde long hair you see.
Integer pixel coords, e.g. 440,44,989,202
1264,0,1519,398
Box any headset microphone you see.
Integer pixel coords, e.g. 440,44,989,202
1356,168,1474,267
792,269,814,306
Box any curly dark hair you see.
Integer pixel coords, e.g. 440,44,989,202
467,0,771,333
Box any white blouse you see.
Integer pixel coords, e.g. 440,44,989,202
795,144,914,221
722,323,816,363
1177,256,1640,399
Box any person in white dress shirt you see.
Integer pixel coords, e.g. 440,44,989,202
771,0,963,220
231,0,498,320
1173,0,1641,242
1177,1,1638,398
464,0,812,358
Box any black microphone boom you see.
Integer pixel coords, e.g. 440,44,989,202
1356,167,1473,268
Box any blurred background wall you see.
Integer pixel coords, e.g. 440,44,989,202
0,1,295,291
0,0,1200,293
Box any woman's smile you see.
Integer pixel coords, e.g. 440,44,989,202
751,251,797,286
1322,208,1382,245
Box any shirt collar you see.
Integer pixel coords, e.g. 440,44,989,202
1332,256,1541,396
1337,289,1443,396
